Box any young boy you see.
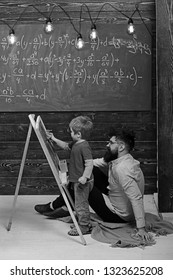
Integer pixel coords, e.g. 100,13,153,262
47,115,94,236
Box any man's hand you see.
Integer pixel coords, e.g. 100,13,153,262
78,176,87,185
136,227,153,242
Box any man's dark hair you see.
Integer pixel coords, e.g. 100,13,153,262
108,126,135,152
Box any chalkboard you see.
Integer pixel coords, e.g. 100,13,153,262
29,114,68,184
0,22,152,111
36,115,60,172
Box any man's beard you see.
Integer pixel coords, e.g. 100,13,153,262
103,148,118,163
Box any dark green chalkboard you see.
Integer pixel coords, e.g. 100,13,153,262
0,22,152,111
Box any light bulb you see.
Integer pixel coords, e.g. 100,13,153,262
127,19,135,35
7,29,17,45
75,35,85,49
89,24,98,40
44,19,54,33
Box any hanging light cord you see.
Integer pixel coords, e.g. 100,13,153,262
130,7,137,19
0,6,28,33
135,4,152,37
93,2,131,25
0,19,13,31
56,4,81,36
31,5,49,20
11,6,29,30
80,3,95,28
47,4,57,19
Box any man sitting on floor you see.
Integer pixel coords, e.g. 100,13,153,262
34,127,152,241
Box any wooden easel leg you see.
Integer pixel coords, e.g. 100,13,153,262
63,183,75,209
7,122,33,231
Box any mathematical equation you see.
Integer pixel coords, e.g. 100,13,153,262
0,65,142,104
0,88,46,104
0,27,151,110
1,52,125,68
0,32,151,53
0,66,141,86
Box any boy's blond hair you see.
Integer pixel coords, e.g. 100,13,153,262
69,116,93,139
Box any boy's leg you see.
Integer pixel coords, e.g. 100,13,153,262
72,181,93,233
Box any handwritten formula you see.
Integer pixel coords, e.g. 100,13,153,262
0,23,152,111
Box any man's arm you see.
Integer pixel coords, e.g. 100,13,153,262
93,157,107,167
117,168,152,241
93,157,109,176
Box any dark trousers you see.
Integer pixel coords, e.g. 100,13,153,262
53,166,126,223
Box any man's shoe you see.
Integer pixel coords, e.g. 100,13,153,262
34,202,53,214
43,207,70,219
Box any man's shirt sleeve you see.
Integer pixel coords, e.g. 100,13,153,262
116,166,145,229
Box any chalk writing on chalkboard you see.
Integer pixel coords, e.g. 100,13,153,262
0,22,152,111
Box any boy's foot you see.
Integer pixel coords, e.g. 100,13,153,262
43,207,70,219
68,226,92,236
34,203,53,214
70,223,75,229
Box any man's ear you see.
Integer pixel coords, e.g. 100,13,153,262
118,142,125,152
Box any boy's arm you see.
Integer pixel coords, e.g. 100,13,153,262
46,131,69,150
78,159,93,184
83,159,93,179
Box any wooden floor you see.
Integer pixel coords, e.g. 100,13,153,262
0,194,173,260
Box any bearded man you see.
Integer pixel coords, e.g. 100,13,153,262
35,127,151,241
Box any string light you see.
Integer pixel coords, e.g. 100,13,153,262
75,34,85,49
31,5,55,34
55,4,85,49
127,18,135,35
76,5,85,49
44,18,54,33
89,24,98,40
7,29,17,45
0,20,17,45
86,3,136,40
80,4,98,41
0,3,152,49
